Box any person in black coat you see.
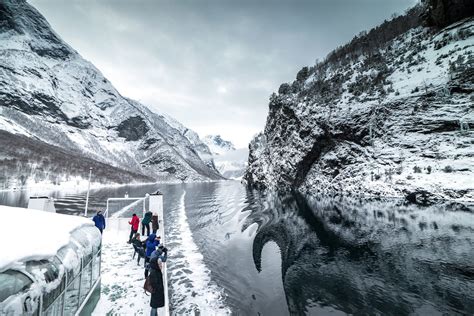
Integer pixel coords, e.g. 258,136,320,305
131,233,146,264
131,233,146,250
149,257,165,315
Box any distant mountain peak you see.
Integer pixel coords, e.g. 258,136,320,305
203,135,235,155
202,135,248,180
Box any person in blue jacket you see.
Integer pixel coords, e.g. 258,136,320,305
145,234,160,257
144,234,160,277
92,210,106,234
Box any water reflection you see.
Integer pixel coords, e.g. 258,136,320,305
1,182,473,315
245,192,474,315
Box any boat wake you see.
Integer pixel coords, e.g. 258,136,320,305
167,191,230,315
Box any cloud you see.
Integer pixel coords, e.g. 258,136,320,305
30,0,416,147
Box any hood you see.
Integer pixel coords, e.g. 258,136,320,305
147,233,156,242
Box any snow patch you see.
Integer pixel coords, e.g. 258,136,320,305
0,205,93,270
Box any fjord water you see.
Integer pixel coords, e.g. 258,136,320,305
1,181,473,315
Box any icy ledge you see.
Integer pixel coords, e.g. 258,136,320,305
0,206,93,270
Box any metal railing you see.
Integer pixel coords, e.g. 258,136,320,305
103,196,149,218
41,248,102,316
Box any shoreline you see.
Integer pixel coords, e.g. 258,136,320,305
0,178,231,194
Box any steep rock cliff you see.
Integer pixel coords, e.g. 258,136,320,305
245,9,474,201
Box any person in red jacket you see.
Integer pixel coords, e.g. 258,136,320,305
128,213,140,243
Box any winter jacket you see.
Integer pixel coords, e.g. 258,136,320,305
150,248,167,263
149,262,165,308
129,215,140,230
132,237,145,250
152,215,159,231
92,214,106,229
142,211,152,225
145,233,160,257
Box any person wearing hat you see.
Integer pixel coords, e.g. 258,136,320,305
150,245,168,263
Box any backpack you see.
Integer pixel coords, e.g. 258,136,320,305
144,275,155,295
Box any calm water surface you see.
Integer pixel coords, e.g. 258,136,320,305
1,181,473,315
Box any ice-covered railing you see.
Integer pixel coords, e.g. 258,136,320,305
103,195,149,219
0,206,102,315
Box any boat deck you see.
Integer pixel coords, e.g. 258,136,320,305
92,218,169,315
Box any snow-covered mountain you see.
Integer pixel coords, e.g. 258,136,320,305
0,0,223,188
245,3,474,202
203,135,248,179
203,135,235,156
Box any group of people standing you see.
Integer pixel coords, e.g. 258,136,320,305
91,209,167,315
129,211,168,315
128,211,159,243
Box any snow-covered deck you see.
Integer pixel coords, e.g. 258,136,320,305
92,218,168,315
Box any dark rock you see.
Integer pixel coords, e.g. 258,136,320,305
116,116,149,141
422,0,474,28
278,83,291,95
0,1,22,33
0,93,32,114
68,116,91,129
28,42,71,60
296,66,310,82
293,134,335,187
449,67,474,94
139,138,160,150
163,167,177,174
405,190,443,206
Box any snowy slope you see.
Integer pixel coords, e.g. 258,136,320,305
0,0,222,188
245,11,474,201
203,135,248,179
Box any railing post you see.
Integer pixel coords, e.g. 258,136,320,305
77,257,83,310
90,259,93,288
105,198,111,218
61,272,68,316
84,168,92,217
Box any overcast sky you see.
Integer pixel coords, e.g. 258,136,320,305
30,0,417,148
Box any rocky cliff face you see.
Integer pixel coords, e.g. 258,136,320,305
422,0,474,28
0,0,222,187
245,9,474,201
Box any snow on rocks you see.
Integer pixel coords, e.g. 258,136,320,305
245,17,474,202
